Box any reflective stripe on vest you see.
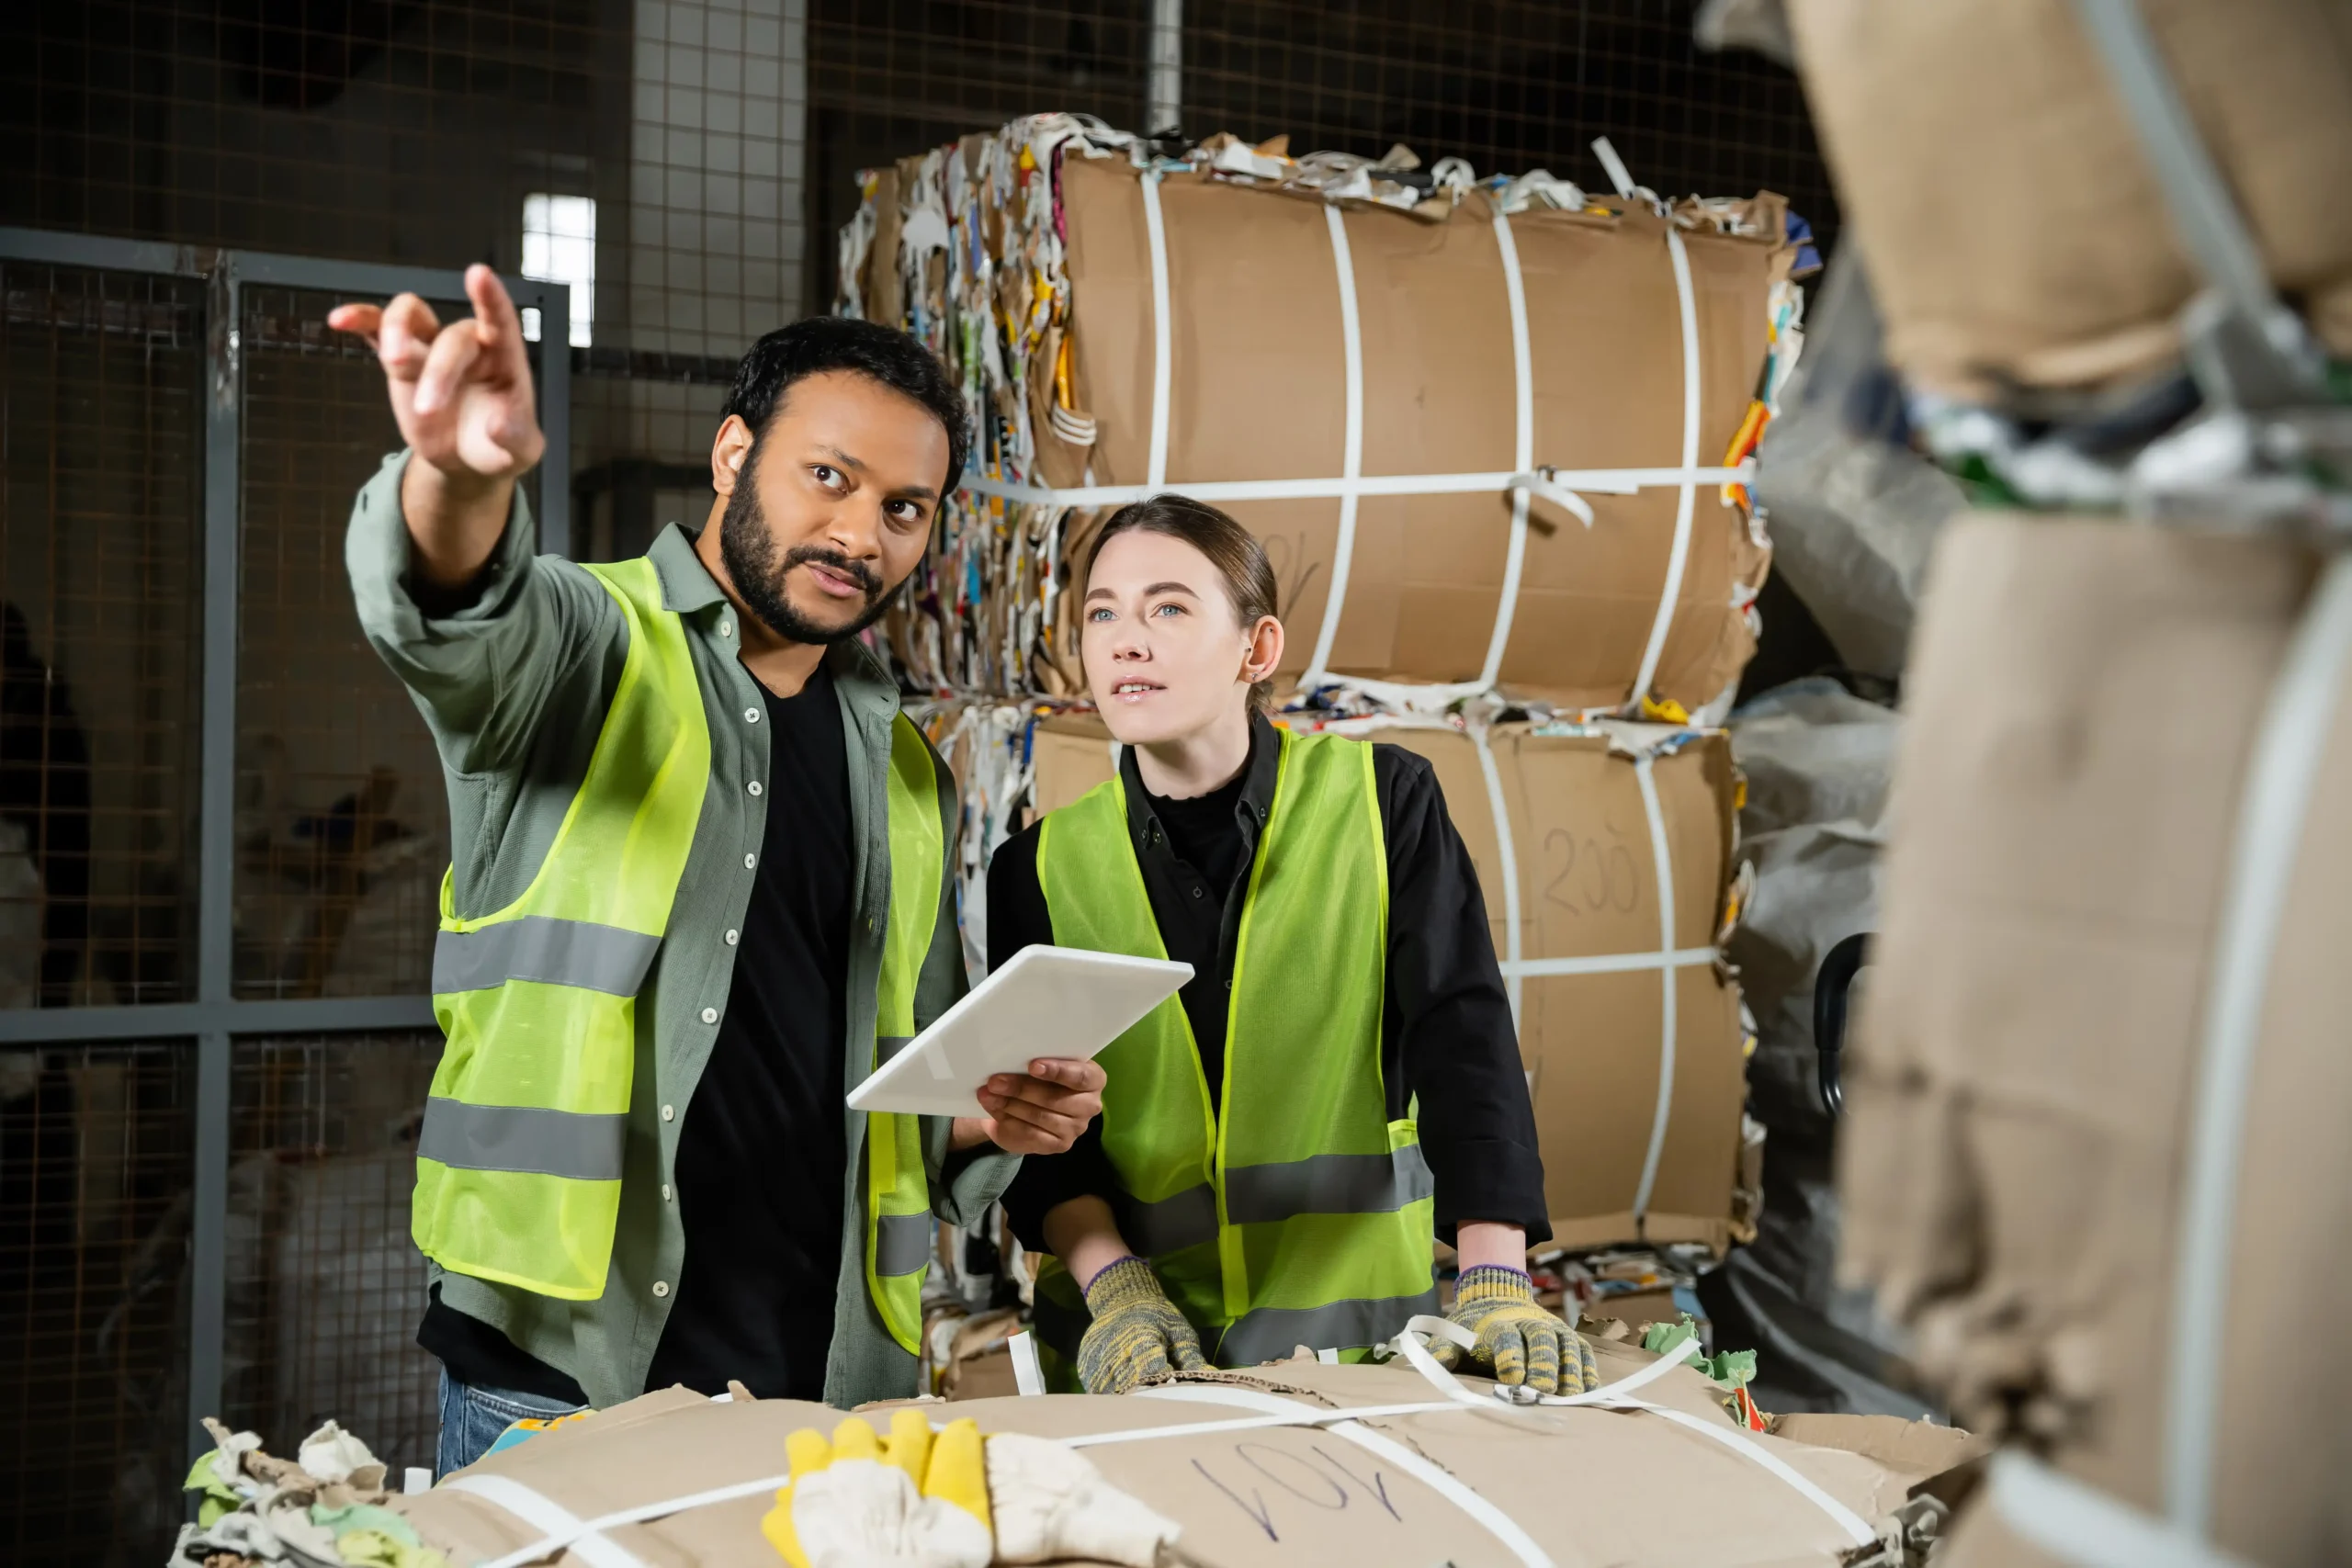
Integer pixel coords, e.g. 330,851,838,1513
865,711,945,1353
1036,728,1438,1362
415,558,707,1300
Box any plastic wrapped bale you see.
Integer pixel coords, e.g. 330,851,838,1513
1749,253,1965,682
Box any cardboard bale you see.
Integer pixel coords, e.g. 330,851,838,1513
854,122,1790,711
1785,0,2352,403
1842,513,2352,1562
1024,712,1747,1253
391,1353,1980,1567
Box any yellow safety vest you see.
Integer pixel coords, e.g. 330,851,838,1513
1034,728,1437,1371
413,555,940,1352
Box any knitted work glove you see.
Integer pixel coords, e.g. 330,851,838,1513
1075,1256,1209,1394
762,1409,992,1568
1432,1264,1599,1394
761,1410,1182,1568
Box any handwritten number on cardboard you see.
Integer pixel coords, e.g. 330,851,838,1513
1544,822,1645,916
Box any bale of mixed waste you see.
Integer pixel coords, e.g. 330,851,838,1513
843,116,1803,711
189,1347,1980,1567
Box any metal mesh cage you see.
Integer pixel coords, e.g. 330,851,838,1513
1182,1,1838,236
0,1040,198,1568
0,261,206,1010
219,1032,444,1479
233,286,481,1001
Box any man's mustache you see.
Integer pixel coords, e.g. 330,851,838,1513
783,546,881,601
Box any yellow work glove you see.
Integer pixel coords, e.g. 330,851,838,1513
762,1411,1183,1568
1432,1264,1598,1395
1076,1256,1209,1395
762,1409,992,1568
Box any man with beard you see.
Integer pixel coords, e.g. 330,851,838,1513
334,268,1103,1472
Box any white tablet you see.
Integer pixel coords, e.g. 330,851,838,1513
846,944,1192,1118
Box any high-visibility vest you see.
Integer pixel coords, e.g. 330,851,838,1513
1035,727,1437,1367
412,556,940,1352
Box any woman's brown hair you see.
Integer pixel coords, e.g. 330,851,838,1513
1083,493,1281,712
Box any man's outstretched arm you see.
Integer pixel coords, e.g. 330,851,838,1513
335,265,610,777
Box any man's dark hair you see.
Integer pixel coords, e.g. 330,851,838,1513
721,317,968,491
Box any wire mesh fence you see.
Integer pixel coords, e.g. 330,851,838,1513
0,1040,198,1568
1181,0,1838,240
219,1032,444,1482
232,284,526,1001
0,260,206,1010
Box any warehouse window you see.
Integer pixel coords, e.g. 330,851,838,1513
520,194,596,347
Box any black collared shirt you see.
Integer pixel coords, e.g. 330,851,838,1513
987,712,1551,1249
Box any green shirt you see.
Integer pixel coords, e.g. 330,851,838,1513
346,450,1013,1409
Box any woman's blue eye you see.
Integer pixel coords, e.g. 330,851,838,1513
1152,602,1184,617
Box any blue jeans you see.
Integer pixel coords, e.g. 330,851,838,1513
436,1370,590,1476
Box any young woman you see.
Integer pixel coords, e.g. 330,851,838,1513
988,494,1596,1396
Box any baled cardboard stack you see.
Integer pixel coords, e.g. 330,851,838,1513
1026,713,1751,1255
844,116,1794,712
386,1353,1982,1567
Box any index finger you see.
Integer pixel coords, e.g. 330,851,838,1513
327,303,383,340
464,264,528,364
1025,1056,1106,1091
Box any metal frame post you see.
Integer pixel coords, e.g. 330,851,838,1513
187,248,242,1461
537,281,572,558
1148,0,1183,136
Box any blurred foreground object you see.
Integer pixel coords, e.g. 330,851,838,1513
1848,515,2352,1564
1787,0,2352,410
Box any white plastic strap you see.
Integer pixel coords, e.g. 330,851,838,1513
1070,1392,1474,1448
1629,753,1679,1224
1302,203,1366,685
1385,1318,1873,1549
1474,728,1526,1028
473,1469,803,1568
1611,1396,1875,1548
1502,947,1714,979
1386,1313,1699,1411
1990,1451,2256,1568
1591,136,1639,202
1126,1383,1556,1568
1010,1328,1047,1396
1506,469,1599,528
1141,171,1172,489
2165,552,2352,1531
455,1473,658,1568
1479,207,1537,689
1630,226,1702,708
956,464,1750,510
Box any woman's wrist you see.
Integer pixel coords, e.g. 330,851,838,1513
1453,1219,1530,1272
1041,1196,1136,1291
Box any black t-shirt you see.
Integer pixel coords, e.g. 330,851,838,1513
1138,765,1250,1104
421,662,856,1403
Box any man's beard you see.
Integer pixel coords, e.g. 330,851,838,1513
718,463,895,646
